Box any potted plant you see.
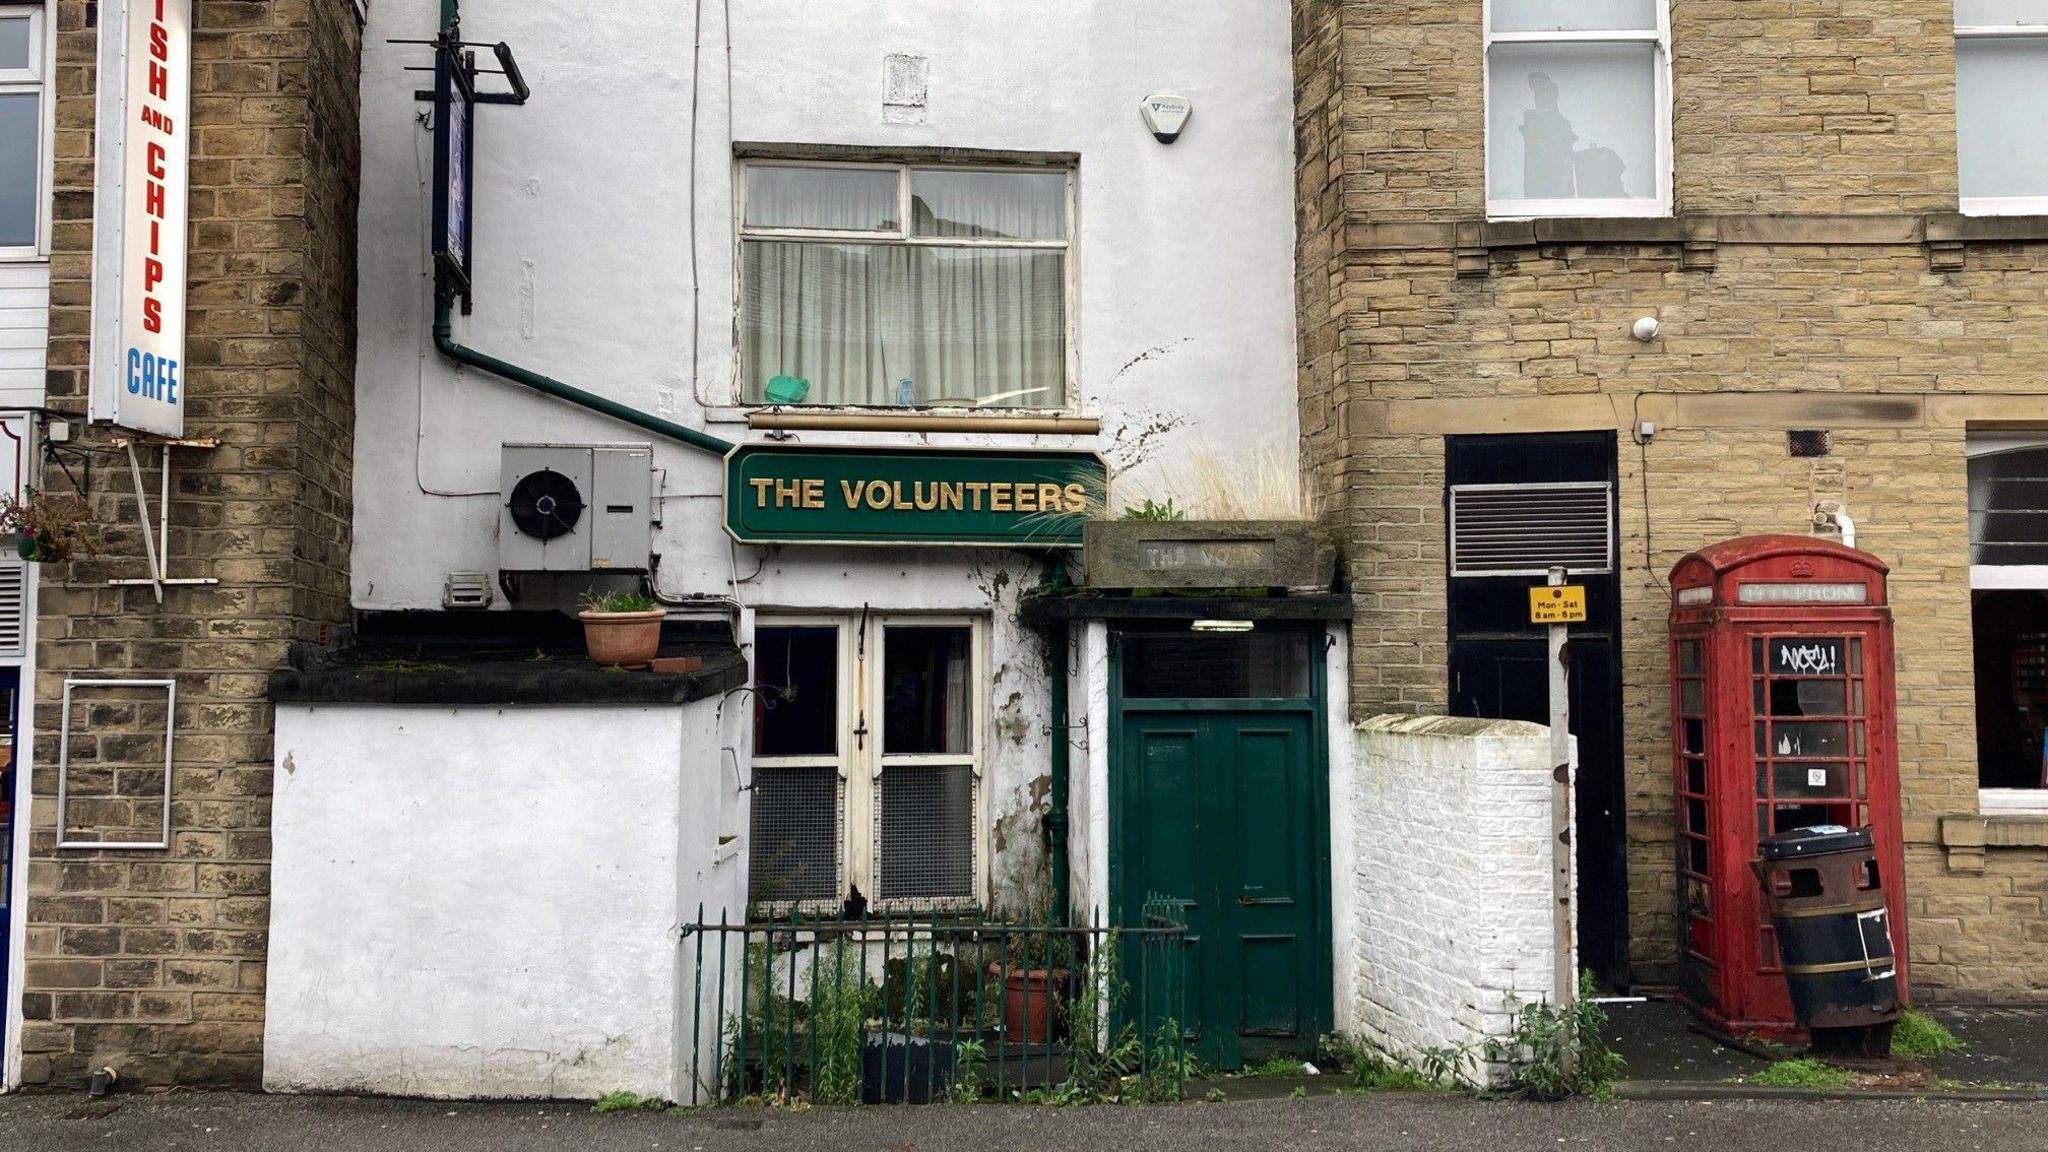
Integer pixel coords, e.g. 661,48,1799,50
0,487,95,563
987,926,1074,1045
577,589,665,668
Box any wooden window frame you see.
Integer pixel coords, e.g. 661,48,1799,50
732,157,1078,414
750,613,989,915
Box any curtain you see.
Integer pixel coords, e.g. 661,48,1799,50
741,168,1067,407
742,242,1065,406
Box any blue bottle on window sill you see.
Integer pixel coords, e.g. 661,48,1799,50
895,378,917,407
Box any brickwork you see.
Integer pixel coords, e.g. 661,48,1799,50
24,0,359,1086
1296,0,2048,1003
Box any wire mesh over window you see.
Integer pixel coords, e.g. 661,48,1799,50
878,764,975,901
748,766,841,903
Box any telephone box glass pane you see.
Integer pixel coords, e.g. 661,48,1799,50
1687,837,1708,872
1751,637,1765,666
1768,720,1849,758
1774,760,1849,799
1680,679,1704,715
1856,762,1868,798
1678,640,1701,674
1686,797,1708,833
1854,722,1866,756
1767,637,1846,677
1685,758,1706,794
1769,679,1847,717
1753,679,1765,713
1685,718,1706,754
1774,802,1840,831
1753,721,1766,756
1852,679,1865,714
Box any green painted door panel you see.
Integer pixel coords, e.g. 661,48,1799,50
1117,706,1323,1070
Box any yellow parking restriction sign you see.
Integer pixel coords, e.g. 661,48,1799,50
1529,584,1588,625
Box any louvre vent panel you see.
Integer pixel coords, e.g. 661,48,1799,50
1449,483,1614,577
0,562,27,657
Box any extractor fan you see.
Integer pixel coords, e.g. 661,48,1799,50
497,443,656,579
506,467,585,541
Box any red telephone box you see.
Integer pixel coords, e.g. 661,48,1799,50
1667,535,1908,1035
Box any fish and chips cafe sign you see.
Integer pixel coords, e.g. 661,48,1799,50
88,0,193,438
725,446,1106,547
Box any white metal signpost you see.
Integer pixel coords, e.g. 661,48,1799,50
1534,566,1582,1063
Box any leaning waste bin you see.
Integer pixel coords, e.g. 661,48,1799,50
1752,825,1902,1057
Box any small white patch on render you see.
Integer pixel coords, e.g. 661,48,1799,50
883,54,929,124
518,258,538,340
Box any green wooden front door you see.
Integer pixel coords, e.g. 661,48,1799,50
1114,695,1329,1070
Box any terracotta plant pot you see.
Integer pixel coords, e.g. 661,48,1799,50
579,609,666,668
989,965,1069,1044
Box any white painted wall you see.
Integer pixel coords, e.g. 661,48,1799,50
348,0,1297,911
1344,715,1574,1088
350,1,1296,609
265,701,744,1100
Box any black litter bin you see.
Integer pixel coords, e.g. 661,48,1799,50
1753,825,1902,1058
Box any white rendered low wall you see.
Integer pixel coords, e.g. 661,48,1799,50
264,702,742,1100
1345,715,1571,1086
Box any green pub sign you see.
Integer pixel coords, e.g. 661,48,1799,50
725,445,1108,547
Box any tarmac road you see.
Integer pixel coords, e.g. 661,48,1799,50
0,1092,2045,1152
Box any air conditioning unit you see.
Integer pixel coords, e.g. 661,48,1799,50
499,443,655,573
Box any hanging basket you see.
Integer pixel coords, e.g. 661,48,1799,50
16,531,67,564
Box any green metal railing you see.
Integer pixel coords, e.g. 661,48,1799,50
678,898,1190,1106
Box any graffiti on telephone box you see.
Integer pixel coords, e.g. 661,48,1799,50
1770,637,1845,678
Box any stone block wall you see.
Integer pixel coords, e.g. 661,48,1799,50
1345,715,1562,1087
24,0,360,1086
1294,0,2048,1002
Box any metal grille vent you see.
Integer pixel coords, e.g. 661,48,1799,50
1449,482,1614,577
0,562,26,657
1788,430,1832,458
877,765,976,901
748,766,842,903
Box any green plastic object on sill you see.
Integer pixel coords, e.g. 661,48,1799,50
765,374,812,405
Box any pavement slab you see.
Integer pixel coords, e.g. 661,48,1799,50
2,1091,2048,1152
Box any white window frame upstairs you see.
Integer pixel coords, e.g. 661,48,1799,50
0,3,52,261
1955,13,2048,216
733,157,1079,413
1482,0,1674,220
749,613,989,914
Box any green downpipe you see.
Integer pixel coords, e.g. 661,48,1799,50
433,299,733,456
431,0,731,457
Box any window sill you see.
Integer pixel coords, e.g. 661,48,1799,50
1484,202,1674,225
1941,809,2048,873
744,408,1101,436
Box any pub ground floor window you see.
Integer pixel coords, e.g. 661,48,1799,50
747,613,986,911
1968,436,2048,810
